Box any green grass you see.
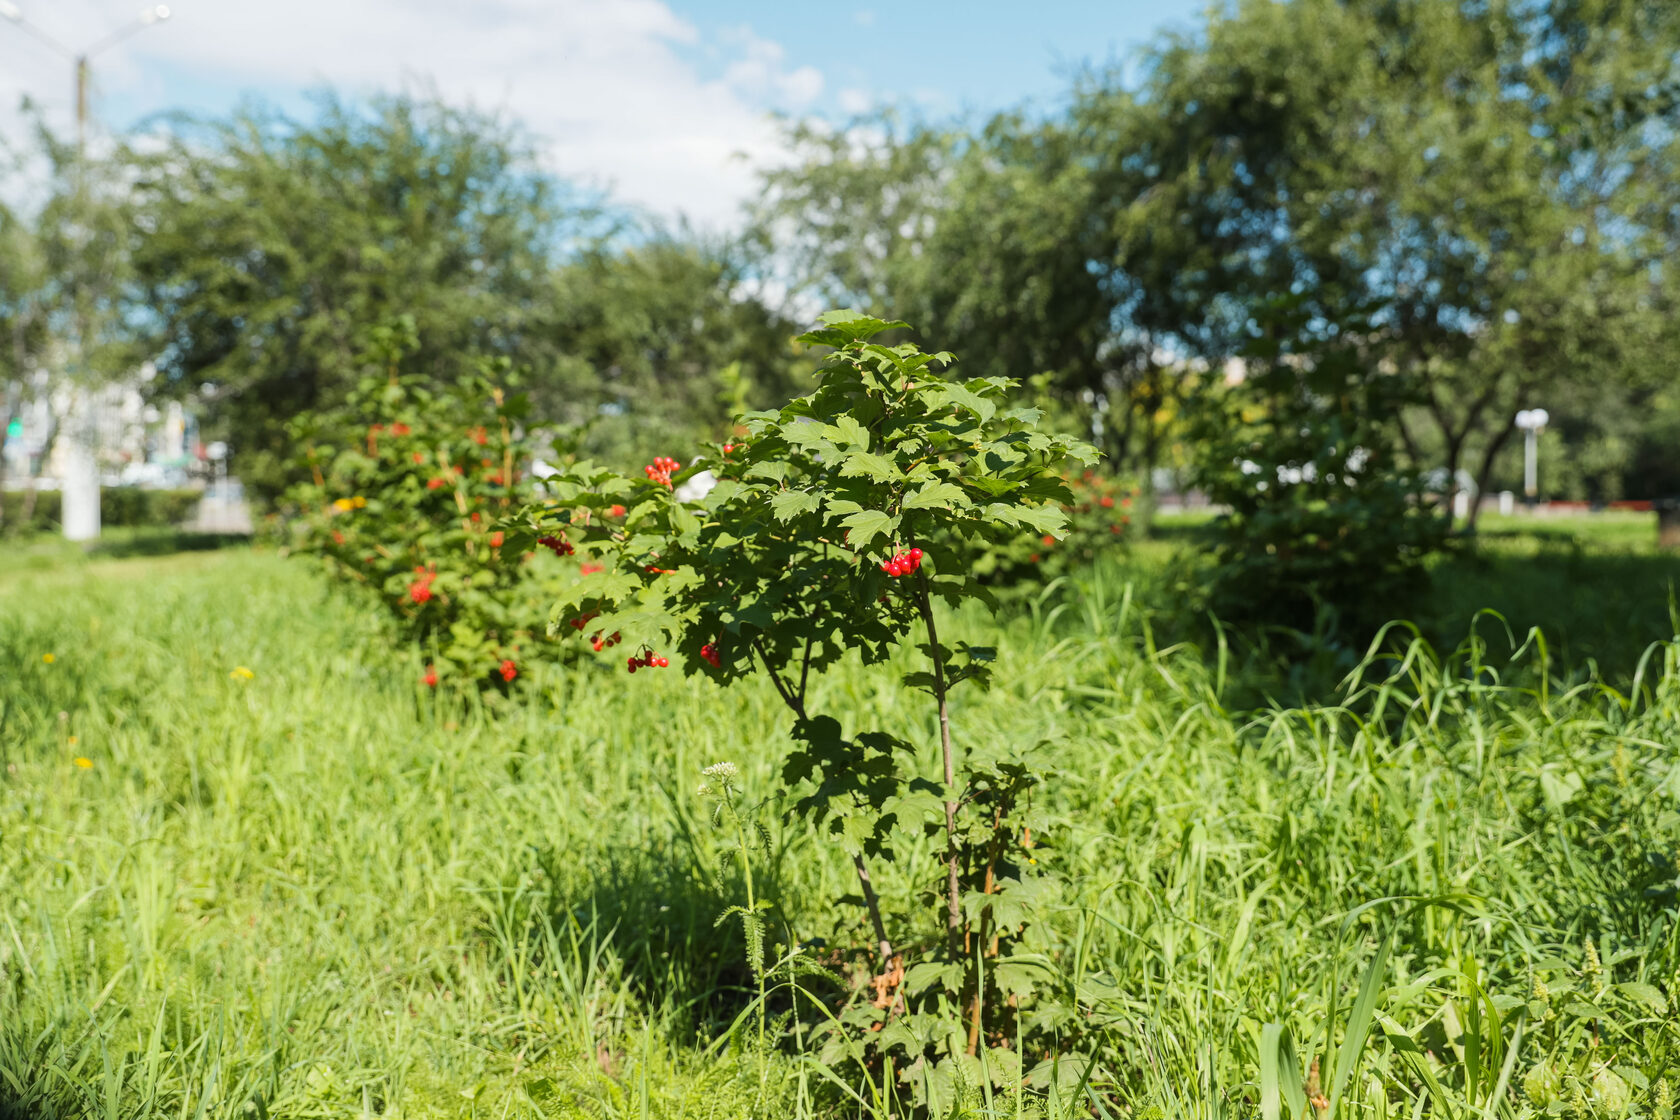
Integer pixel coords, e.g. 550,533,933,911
2,533,1678,1118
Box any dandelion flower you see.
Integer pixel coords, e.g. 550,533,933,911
42,653,54,664
230,666,255,680
73,757,93,769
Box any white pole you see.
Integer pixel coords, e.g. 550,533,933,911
1523,428,1538,501
1515,408,1548,509
61,393,100,541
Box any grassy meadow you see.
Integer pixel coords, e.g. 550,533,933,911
2,519,1678,1118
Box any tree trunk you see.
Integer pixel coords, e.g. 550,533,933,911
1466,420,1520,533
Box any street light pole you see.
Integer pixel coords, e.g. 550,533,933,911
1515,408,1549,509
1,2,171,542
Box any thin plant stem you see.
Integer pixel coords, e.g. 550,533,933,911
914,569,963,961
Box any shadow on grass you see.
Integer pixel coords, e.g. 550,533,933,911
515,817,834,1038
88,529,252,559
0,528,253,576
1085,520,1679,707
1418,540,1680,684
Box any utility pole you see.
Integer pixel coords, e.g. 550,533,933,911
0,2,171,542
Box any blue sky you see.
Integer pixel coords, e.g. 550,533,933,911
2,0,1208,226
672,2,1206,119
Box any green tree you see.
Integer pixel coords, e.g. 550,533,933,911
132,93,577,502
1085,0,1680,524
545,237,807,463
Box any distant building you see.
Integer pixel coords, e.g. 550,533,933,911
2,364,202,490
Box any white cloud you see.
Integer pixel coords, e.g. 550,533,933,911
0,0,827,229
837,87,873,115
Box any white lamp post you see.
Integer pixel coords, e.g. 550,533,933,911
2,3,171,542
1515,408,1549,507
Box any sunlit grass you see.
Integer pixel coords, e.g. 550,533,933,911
2,543,1676,1117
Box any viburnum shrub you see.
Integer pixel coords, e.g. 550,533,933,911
286,327,568,691
963,468,1140,586
509,311,1097,1105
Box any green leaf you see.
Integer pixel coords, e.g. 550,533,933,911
839,451,901,483
769,489,821,523
669,502,700,536
1617,982,1669,1014
900,481,970,511
832,415,870,450
839,509,898,548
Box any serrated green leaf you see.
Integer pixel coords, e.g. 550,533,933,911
839,451,901,483
901,481,970,511
769,489,821,522
839,509,898,548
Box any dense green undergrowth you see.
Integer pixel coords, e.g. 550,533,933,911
1,540,1678,1118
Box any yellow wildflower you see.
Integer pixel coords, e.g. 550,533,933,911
333,498,354,512
73,757,93,769
352,495,367,508
230,666,255,680
42,653,54,663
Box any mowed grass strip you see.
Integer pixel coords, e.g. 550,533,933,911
1,547,1677,1118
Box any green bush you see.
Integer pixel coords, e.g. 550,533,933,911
0,486,203,536
1192,329,1449,639
284,344,578,690
516,311,1100,1110
965,468,1139,587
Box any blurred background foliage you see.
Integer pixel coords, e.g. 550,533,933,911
3,0,1679,628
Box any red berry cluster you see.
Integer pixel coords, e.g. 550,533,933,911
422,665,439,689
700,642,722,668
644,456,681,487
626,650,668,674
427,476,446,491
879,547,925,578
537,535,575,557
590,631,622,653
390,422,411,437
499,659,518,682
568,611,599,632
408,564,438,603
470,426,488,446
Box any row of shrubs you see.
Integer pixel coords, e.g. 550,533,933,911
283,345,1139,694
0,487,204,537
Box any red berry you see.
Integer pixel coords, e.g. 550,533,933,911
909,548,922,561
427,477,445,491
422,667,438,688
499,659,518,682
